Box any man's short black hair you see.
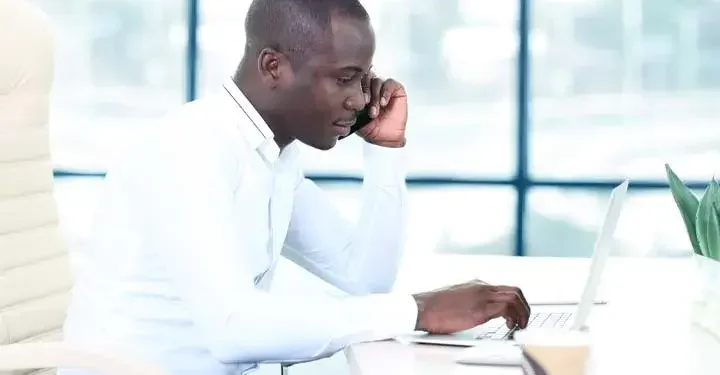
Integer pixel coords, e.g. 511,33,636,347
244,0,370,67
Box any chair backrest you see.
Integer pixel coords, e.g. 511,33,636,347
0,0,74,372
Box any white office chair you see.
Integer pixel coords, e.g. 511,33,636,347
0,1,167,374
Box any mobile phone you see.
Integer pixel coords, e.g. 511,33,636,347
338,104,372,140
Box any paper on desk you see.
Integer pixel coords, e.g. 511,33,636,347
529,299,607,306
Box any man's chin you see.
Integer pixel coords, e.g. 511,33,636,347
300,137,338,151
316,139,338,151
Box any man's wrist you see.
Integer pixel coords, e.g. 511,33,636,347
363,138,406,148
362,142,406,185
412,293,427,331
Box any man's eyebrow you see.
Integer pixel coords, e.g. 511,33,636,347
338,66,364,73
341,64,372,73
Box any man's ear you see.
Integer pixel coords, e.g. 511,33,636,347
257,47,293,88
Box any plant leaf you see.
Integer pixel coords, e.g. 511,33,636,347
696,181,718,257
665,164,702,255
713,178,720,218
710,203,720,261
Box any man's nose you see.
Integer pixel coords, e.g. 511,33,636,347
344,88,366,112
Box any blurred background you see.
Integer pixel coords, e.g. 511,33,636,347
38,0,720,259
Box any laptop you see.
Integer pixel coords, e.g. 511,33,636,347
401,179,629,346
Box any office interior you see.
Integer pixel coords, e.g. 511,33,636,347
11,0,720,374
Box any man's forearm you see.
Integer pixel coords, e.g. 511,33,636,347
201,291,417,363
282,142,408,295
344,142,408,293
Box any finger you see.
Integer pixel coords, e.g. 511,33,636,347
496,286,531,327
361,74,371,104
379,79,401,107
473,289,517,328
517,288,531,320
470,279,490,287
506,316,516,329
490,290,528,329
495,294,522,329
501,292,528,329
508,292,529,328
480,302,517,329
496,286,530,313
369,77,383,118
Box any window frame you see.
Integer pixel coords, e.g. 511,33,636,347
53,0,711,256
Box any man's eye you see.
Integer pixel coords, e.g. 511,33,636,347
337,77,354,85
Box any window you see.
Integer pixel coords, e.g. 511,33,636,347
35,0,186,172
199,0,516,178
531,0,720,181
526,188,703,257
319,183,515,256
46,0,713,257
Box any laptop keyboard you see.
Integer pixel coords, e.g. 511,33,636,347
473,312,573,340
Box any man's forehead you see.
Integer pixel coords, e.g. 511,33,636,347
324,13,375,66
330,13,372,44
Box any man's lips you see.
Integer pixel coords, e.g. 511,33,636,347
333,125,351,136
334,118,357,127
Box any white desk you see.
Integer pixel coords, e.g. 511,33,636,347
344,255,720,375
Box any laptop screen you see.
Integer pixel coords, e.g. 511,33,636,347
570,179,629,330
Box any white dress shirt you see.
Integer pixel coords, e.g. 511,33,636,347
60,80,417,375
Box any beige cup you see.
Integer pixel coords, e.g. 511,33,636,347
513,329,592,375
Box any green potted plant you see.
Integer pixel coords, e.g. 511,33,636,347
666,164,720,339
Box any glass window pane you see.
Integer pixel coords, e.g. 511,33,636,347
526,187,699,257
317,183,516,256
32,0,186,171
53,178,516,256
199,0,516,178
531,0,720,180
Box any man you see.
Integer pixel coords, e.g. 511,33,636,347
61,0,530,374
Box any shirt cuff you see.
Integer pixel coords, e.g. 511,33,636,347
373,293,419,335
343,293,419,343
362,142,407,186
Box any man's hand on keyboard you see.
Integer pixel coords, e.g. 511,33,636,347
412,280,531,334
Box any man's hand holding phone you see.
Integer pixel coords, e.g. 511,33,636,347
342,71,407,148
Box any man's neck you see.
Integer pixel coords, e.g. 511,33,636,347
232,74,294,150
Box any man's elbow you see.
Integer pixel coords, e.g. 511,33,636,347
193,313,267,364
345,277,397,296
200,318,340,365
206,336,339,366
205,333,280,364
203,331,250,364
367,281,395,294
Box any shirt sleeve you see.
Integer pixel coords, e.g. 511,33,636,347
129,129,417,365
282,142,409,295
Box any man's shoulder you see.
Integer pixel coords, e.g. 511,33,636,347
110,95,249,173
144,95,245,151
161,95,228,131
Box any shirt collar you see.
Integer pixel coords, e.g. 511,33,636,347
222,77,281,164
